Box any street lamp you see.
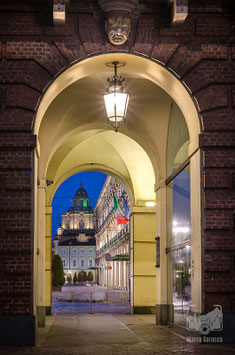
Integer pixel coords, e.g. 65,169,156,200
103,61,129,132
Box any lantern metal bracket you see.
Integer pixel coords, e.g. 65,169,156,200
106,61,126,87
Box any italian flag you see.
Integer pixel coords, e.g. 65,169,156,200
113,192,129,225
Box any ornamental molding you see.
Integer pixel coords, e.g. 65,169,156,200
52,0,188,42
97,0,139,14
105,13,131,45
53,0,69,25
170,0,188,25
98,0,139,45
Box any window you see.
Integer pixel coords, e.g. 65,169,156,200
167,165,191,323
83,199,87,207
89,259,92,267
80,248,84,255
81,259,84,267
62,248,65,255
73,259,77,267
79,219,85,229
66,216,71,229
89,248,92,255
73,249,76,254
62,258,66,267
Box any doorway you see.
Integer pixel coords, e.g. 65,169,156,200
52,171,132,315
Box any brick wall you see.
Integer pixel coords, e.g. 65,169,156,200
0,0,234,315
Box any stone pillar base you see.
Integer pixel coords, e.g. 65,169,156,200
132,306,156,314
155,304,174,325
37,306,46,327
46,306,52,315
0,315,35,345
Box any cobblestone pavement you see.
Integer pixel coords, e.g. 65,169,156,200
52,301,131,313
53,285,129,303
1,310,235,355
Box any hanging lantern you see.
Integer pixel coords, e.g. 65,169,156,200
103,61,129,132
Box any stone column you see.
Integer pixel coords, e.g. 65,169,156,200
113,261,115,287
37,179,46,327
190,150,202,315
45,206,52,316
112,260,115,288
111,260,114,288
131,206,156,314
123,261,126,290
126,261,128,291
120,261,124,289
117,261,120,288
155,182,174,325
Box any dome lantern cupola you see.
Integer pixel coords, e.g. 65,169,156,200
72,183,91,209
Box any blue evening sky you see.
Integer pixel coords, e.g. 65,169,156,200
52,171,107,236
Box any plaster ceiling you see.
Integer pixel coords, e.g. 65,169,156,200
36,53,200,205
41,74,170,204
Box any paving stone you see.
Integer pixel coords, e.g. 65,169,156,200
0,311,234,354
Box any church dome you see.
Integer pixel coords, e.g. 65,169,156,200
70,183,91,211
74,183,88,198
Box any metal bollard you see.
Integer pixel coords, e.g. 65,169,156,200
89,292,93,314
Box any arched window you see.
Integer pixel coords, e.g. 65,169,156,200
89,259,92,267
79,219,85,229
73,259,77,267
66,215,71,229
81,259,84,267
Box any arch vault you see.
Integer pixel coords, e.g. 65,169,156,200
34,53,201,327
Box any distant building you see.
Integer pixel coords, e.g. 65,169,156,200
54,183,96,282
95,177,130,291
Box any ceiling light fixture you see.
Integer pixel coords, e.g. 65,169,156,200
103,61,129,132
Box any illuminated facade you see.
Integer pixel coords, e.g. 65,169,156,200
95,177,130,292
54,184,96,281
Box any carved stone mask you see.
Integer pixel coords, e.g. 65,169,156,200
106,15,131,45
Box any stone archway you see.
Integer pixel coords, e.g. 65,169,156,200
37,128,158,325
33,52,201,328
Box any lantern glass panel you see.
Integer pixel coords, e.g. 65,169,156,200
104,91,129,123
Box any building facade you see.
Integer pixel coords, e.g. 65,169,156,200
54,184,96,282
95,177,130,292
